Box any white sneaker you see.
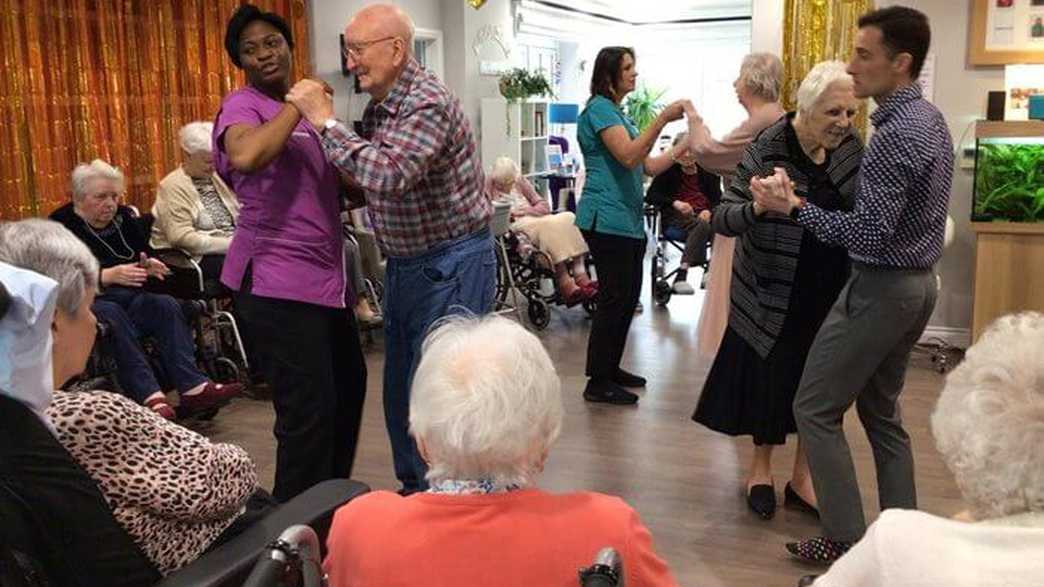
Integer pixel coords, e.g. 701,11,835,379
672,280,695,295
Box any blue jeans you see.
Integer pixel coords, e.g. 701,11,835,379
92,287,207,403
382,228,496,491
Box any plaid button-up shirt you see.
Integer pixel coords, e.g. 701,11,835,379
321,59,491,258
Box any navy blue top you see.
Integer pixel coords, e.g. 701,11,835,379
796,84,953,269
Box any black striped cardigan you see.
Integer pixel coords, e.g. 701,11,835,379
710,114,864,358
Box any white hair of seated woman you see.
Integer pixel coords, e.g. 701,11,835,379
70,159,124,202
409,314,563,487
930,311,1044,520
178,121,214,155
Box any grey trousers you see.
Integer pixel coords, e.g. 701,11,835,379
794,262,937,542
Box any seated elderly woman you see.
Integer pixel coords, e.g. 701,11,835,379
645,132,723,294
150,121,240,281
322,315,678,586
804,312,1044,586
485,156,597,304
49,159,241,419
0,218,272,579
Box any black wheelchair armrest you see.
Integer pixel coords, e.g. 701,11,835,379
151,248,205,298
156,479,369,587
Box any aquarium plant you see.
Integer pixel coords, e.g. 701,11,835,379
973,141,1044,222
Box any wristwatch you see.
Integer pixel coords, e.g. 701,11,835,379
321,118,338,135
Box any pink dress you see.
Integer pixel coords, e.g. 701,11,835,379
690,102,786,360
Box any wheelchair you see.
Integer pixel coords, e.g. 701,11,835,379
490,198,597,331
644,203,711,308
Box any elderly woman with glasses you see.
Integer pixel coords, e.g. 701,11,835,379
322,315,679,586
802,312,1044,586
692,61,863,521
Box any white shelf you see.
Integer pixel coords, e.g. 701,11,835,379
520,136,548,142
481,98,551,184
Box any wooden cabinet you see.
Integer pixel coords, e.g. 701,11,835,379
971,221,1044,341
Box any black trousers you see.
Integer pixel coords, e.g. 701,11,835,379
235,287,368,502
581,229,646,380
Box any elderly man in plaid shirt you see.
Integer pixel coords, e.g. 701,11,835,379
288,4,494,495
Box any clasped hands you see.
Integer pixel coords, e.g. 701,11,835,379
286,78,336,129
749,167,802,215
106,253,170,288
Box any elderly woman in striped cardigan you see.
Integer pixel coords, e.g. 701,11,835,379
692,61,864,520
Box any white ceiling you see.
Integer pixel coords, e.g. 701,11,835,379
560,0,752,23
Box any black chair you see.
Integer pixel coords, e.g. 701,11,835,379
0,394,369,587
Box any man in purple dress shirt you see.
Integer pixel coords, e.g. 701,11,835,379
287,4,494,495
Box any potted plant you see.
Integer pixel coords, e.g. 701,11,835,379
497,68,554,134
623,84,667,132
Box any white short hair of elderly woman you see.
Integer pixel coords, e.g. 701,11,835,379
795,60,853,116
408,314,563,487
70,159,124,202
738,52,784,103
490,156,520,187
0,218,99,317
178,121,214,155
931,311,1044,519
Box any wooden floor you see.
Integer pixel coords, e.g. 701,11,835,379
200,270,964,587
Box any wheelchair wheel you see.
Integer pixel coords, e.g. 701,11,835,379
653,280,672,306
211,356,242,385
527,300,551,330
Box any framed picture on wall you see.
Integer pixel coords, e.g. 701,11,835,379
970,0,1044,64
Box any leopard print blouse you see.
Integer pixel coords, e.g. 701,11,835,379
46,390,258,575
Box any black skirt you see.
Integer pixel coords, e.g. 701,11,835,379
692,231,848,446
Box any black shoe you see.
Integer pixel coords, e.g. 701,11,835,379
786,536,852,565
612,368,646,388
397,487,422,497
784,483,820,518
583,379,639,405
747,484,776,519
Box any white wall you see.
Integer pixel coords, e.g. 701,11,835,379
878,0,1004,337
750,0,784,55
307,0,443,121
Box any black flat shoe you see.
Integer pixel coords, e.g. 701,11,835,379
786,537,852,565
784,482,820,518
613,368,646,388
746,484,776,519
583,379,639,405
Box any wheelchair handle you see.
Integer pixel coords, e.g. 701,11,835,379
242,524,324,587
579,547,623,587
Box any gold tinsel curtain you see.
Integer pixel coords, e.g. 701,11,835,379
0,0,310,220
782,0,874,131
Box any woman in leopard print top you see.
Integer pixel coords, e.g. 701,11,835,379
47,390,258,574
0,218,260,576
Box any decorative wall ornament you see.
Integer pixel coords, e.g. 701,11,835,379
472,24,510,58
468,0,488,9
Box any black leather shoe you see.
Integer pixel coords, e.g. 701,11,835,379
798,575,818,586
583,379,639,405
613,368,647,388
784,483,820,518
746,484,776,519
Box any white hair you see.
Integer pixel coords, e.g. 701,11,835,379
409,315,564,486
490,157,520,185
931,312,1044,519
0,219,99,316
70,159,124,201
738,52,783,103
796,60,853,115
178,121,214,155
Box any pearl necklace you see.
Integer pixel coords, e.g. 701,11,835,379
83,216,135,261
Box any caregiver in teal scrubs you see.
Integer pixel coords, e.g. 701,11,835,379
575,46,691,406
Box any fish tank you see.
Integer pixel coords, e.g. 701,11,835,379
972,124,1044,223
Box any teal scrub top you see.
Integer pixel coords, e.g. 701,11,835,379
574,95,645,240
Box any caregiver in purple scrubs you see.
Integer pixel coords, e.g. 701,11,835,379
212,4,366,502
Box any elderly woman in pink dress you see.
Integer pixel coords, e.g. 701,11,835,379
484,156,597,304
682,53,786,359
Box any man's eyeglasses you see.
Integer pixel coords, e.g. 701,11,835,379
343,36,397,59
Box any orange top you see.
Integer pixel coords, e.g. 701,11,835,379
323,488,680,587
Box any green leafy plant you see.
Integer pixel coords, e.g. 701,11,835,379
498,67,554,102
623,84,667,132
973,143,1044,223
